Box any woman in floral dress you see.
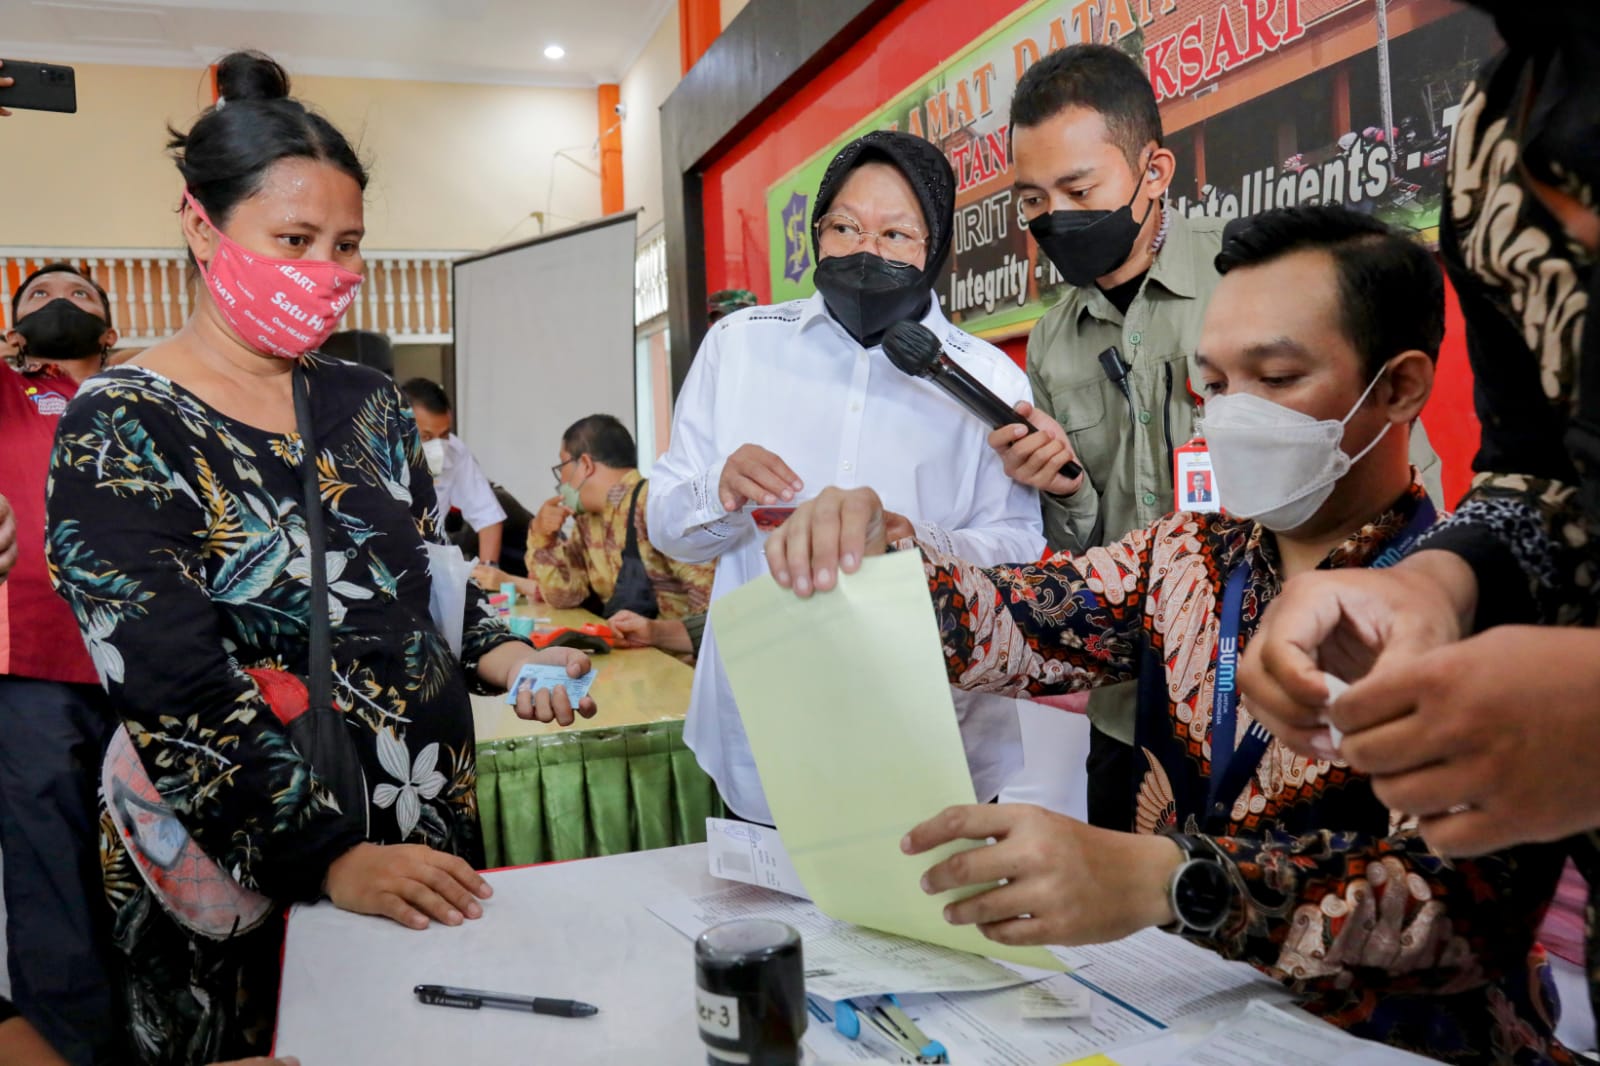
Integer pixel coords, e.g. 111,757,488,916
44,52,594,1064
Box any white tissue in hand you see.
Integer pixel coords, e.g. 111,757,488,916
1320,672,1350,748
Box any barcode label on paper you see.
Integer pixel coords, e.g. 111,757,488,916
1021,979,1093,1020
715,850,754,876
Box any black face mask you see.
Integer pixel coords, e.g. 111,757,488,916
15,298,108,361
812,252,931,348
1028,168,1156,288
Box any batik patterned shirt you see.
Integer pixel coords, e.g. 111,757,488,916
916,483,1569,1064
1409,38,1600,1050
529,469,713,619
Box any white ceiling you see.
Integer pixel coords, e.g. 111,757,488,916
2,0,675,86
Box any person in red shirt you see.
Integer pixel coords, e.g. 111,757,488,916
0,263,120,1066
0,494,16,585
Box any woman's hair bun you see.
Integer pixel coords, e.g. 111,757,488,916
214,51,291,103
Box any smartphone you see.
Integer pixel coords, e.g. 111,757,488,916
0,60,77,114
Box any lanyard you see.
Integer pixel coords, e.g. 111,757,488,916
1204,497,1439,827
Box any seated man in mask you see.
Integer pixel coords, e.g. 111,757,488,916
518,414,713,621
762,207,1568,1063
649,130,1044,825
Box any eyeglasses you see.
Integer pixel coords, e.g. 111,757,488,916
814,213,928,265
551,457,578,484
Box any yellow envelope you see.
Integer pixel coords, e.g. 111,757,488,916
711,550,1061,971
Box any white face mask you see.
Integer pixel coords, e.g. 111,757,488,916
421,437,449,477
1203,369,1392,532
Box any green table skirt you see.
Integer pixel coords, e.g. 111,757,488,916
475,720,722,868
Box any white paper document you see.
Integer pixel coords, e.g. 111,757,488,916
649,884,1030,1002
1056,928,1290,1028
1176,999,1441,1065
648,886,1408,1066
798,969,1401,1066
801,980,1160,1065
706,817,812,899
810,930,1296,1065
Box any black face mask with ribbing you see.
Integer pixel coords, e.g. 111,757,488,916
15,298,108,360
811,252,930,348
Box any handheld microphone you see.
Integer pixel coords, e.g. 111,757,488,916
883,320,1083,481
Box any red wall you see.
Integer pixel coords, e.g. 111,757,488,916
700,0,1481,504
1429,275,1480,504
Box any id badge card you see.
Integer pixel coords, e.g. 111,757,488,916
1175,438,1222,514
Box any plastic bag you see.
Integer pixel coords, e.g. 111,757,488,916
425,542,475,659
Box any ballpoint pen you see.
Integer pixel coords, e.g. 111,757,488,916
413,984,599,1018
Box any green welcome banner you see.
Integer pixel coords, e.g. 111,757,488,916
766,0,1494,340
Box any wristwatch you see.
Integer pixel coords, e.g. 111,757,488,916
1162,833,1235,935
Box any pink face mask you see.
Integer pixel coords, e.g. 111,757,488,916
184,192,363,359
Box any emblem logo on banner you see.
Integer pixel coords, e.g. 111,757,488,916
781,192,811,284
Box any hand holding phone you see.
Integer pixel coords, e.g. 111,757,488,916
0,59,78,116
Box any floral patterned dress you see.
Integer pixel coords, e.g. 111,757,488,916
45,356,525,1064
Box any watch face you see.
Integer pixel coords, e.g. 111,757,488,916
1173,859,1232,932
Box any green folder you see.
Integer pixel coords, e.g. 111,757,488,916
711,550,1061,972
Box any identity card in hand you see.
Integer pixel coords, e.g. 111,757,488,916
504,663,597,706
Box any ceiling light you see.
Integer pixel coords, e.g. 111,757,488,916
544,44,566,60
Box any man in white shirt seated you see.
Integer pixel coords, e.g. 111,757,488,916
649,130,1045,825
401,377,506,567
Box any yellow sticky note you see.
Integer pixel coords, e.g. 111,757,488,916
1061,1056,1121,1066
711,550,1061,972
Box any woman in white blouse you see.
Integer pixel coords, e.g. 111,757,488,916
648,130,1045,824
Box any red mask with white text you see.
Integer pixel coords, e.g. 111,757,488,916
185,192,363,359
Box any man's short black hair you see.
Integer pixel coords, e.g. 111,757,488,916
1010,45,1163,170
400,377,452,416
1215,206,1445,376
323,329,394,376
562,414,637,470
10,263,113,328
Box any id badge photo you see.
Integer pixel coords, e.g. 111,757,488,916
1175,438,1222,515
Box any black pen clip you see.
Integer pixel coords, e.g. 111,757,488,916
415,986,483,1010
